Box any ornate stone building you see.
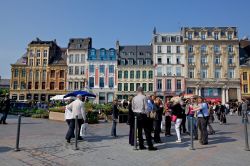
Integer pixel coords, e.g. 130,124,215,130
116,41,154,100
152,29,185,98
10,38,67,101
182,27,241,103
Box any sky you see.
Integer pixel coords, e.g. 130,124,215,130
0,0,250,79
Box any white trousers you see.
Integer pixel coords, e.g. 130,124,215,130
175,118,182,141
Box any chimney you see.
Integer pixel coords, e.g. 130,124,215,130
116,40,120,50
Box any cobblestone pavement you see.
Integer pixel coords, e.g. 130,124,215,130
0,114,249,166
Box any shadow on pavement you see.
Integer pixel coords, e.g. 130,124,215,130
208,136,237,145
84,134,128,142
0,146,13,153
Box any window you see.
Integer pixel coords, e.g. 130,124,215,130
142,71,147,79
176,67,181,76
68,82,73,90
99,77,104,88
176,56,181,64
37,50,40,57
176,46,180,53
130,83,134,91
124,71,128,79
228,45,233,53
109,65,114,73
124,83,128,91
21,69,26,77
188,45,193,53
29,59,33,66
243,84,248,93
137,59,143,65
109,77,114,88
136,71,140,79
89,65,95,73
128,59,133,65
167,56,171,64
176,36,181,43
188,32,193,40
43,59,47,66
167,36,171,42
59,82,64,90
188,55,194,64
69,54,74,63
157,57,162,64
80,82,85,90
130,71,134,79
36,59,40,66
214,45,220,53
215,56,221,64
149,83,153,91
118,71,122,79
157,67,162,76
148,70,153,79
166,79,171,90
75,54,79,63
29,71,32,79
28,82,32,89
228,32,232,40
43,50,47,57
14,69,18,77
42,82,46,89
228,55,234,64
80,66,84,75
228,68,234,78
89,77,94,88
118,83,122,91
129,52,134,56
201,45,206,53
74,82,79,90
50,70,55,78
13,81,18,89
60,70,64,78
89,49,96,60
146,59,151,65
157,46,161,53
167,46,171,53
50,82,55,90
30,50,34,57
35,82,39,89
157,79,162,90
68,66,73,75
100,49,106,60
142,83,147,91
136,83,141,89
214,32,219,40
188,68,194,78
121,59,126,65
35,70,39,80
243,72,247,80
167,67,172,76
201,68,207,78
109,49,116,60
201,56,207,64
99,65,105,74
201,32,206,40
176,80,181,90
80,54,85,63
215,68,221,78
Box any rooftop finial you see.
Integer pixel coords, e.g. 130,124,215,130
153,27,156,34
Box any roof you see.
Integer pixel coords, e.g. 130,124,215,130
14,53,28,65
181,27,237,31
119,45,152,53
50,48,67,65
29,38,57,46
0,79,10,86
240,39,250,66
68,38,92,50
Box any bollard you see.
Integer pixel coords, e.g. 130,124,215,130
133,115,138,150
15,115,21,152
75,115,79,150
243,112,249,151
189,116,195,150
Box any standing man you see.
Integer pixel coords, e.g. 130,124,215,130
65,95,86,143
111,98,119,137
132,87,157,151
242,99,248,117
0,94,10,124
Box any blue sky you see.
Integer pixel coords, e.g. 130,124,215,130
0,0,250,78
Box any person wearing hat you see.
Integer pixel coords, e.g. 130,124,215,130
111,98,119,137
0,94,10,124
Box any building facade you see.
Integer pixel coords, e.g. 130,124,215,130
87,48,117,104
66,38,92,92
153,30,185,98
182,27,241,103
10,38,67,101
116,41,154,100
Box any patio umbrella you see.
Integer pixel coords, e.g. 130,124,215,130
64,90,96,98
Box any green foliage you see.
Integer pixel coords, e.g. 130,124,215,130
118,107,129,114
49,107,65,113
87,111,98,124
0,89,9,95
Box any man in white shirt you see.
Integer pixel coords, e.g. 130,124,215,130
65,95,86,143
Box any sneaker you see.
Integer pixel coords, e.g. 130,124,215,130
148,146,158,151
176,140,182,143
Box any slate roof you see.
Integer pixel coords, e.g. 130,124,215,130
0,79,10,86
240,39,250,66
14,53,28,65
50,48,67,65
68,38,92,50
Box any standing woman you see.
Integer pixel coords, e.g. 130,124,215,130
111,98,119,137
128,96,134,146
165,98,172,137
154,98,164,143
170,98,183,143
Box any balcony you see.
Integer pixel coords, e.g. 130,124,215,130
228,63,236,67
215,63,222,67
200,50,208,55
201,62,209,67
188,62,196,66
214,51,221,55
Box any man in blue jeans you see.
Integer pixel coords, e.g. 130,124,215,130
0,95,10,124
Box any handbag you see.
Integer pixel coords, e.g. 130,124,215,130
171,115,177,122
149,111,156,119
80,123,88,137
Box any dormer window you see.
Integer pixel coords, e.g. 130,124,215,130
76,44,81,49
137,59,143,65
228,32,232,40
128,59,133,65
188,32,192,40
139,52,143,55
100,49,106,60
129,52,134,56
121,59,126,65
109,49,116,60
89,49,96,60
201,32,206,40
146,52,151,56
37,50,40,57
176,36,181,43
167,36,171,42
214,32,219,40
